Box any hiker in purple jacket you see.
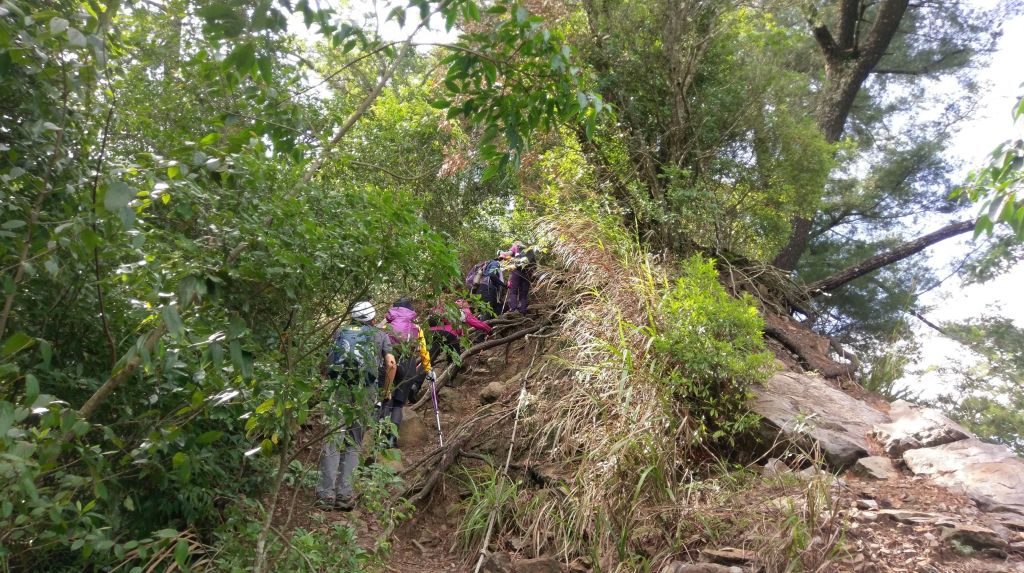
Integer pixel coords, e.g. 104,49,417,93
381,298,433,447
504,242,536,314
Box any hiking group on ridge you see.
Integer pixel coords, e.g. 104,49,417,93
315,242,538,512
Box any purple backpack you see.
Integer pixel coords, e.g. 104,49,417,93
465,261,488,289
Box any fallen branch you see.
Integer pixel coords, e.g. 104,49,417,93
79,326,166,420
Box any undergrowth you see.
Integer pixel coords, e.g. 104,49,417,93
450,212,849,572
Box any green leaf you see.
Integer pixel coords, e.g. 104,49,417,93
167,164,180,179
257,55,273,84
2,332,35,357
515,4,528,23
255,398,275,414
161,305,186,337
173,539,189,569
24,373,39,402
172,452,188,469
103,181,134,211
50,17,69,34
1,220,25,230
66,27,87,48
195,431,223,445
199,133,220,146
225,42,256,74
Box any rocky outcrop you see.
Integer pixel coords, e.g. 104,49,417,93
871,400,972,456
750,371,889,468
903,439,1024,516
850,456,899,480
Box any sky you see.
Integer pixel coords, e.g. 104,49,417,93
901,9,1024,397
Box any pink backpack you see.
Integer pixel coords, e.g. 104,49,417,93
385,306,419,344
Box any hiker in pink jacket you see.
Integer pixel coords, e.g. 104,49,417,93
428,299,492,362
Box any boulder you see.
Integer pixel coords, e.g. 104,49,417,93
871,400,972,456
903,439,1024,516
514,557,563,573
749,371,890,468
480,381,507,404
940,523,1008,552
396,409,429,448
850,456,899,480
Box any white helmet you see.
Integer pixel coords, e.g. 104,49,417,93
351,301,376,323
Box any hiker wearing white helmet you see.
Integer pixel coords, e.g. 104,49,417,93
316,301,396,511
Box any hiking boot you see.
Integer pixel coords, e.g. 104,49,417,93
334,496,355,512
313,496,335,510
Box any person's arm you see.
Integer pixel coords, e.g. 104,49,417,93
463,310,492,334
416,327,432,373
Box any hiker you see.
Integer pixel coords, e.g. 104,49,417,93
382,298,434,447
503,242,537,314
316,301,396,511
466,257,506,317
428,298,493,362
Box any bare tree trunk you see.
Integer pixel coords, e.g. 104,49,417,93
806,219,974,295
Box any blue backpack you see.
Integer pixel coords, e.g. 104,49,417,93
327,324,379,379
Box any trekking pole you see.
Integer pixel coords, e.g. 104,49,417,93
427,371,444,446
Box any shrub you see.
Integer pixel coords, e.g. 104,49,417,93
653,255,774,448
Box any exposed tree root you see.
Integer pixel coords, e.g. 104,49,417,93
410,318,554,411
762,313,855,379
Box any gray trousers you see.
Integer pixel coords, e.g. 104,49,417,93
316,382,374,501
316,421,366,500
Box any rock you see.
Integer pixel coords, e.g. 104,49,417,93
902,439,1024,516
438,386,457,403
761,457,791,477
482,552,514,573
514,557,563,573
940,523,1008,552
700,547,754,565
661,563,741,573
876,509,958,526
856,499,879,511
480,381,506,404
749,371,890,468
871,400,973,456
396,409,429,448
850,456,899,480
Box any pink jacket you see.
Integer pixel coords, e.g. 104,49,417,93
429,300,492,336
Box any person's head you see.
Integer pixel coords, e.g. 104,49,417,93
392,297,414,311
351,301,376,323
